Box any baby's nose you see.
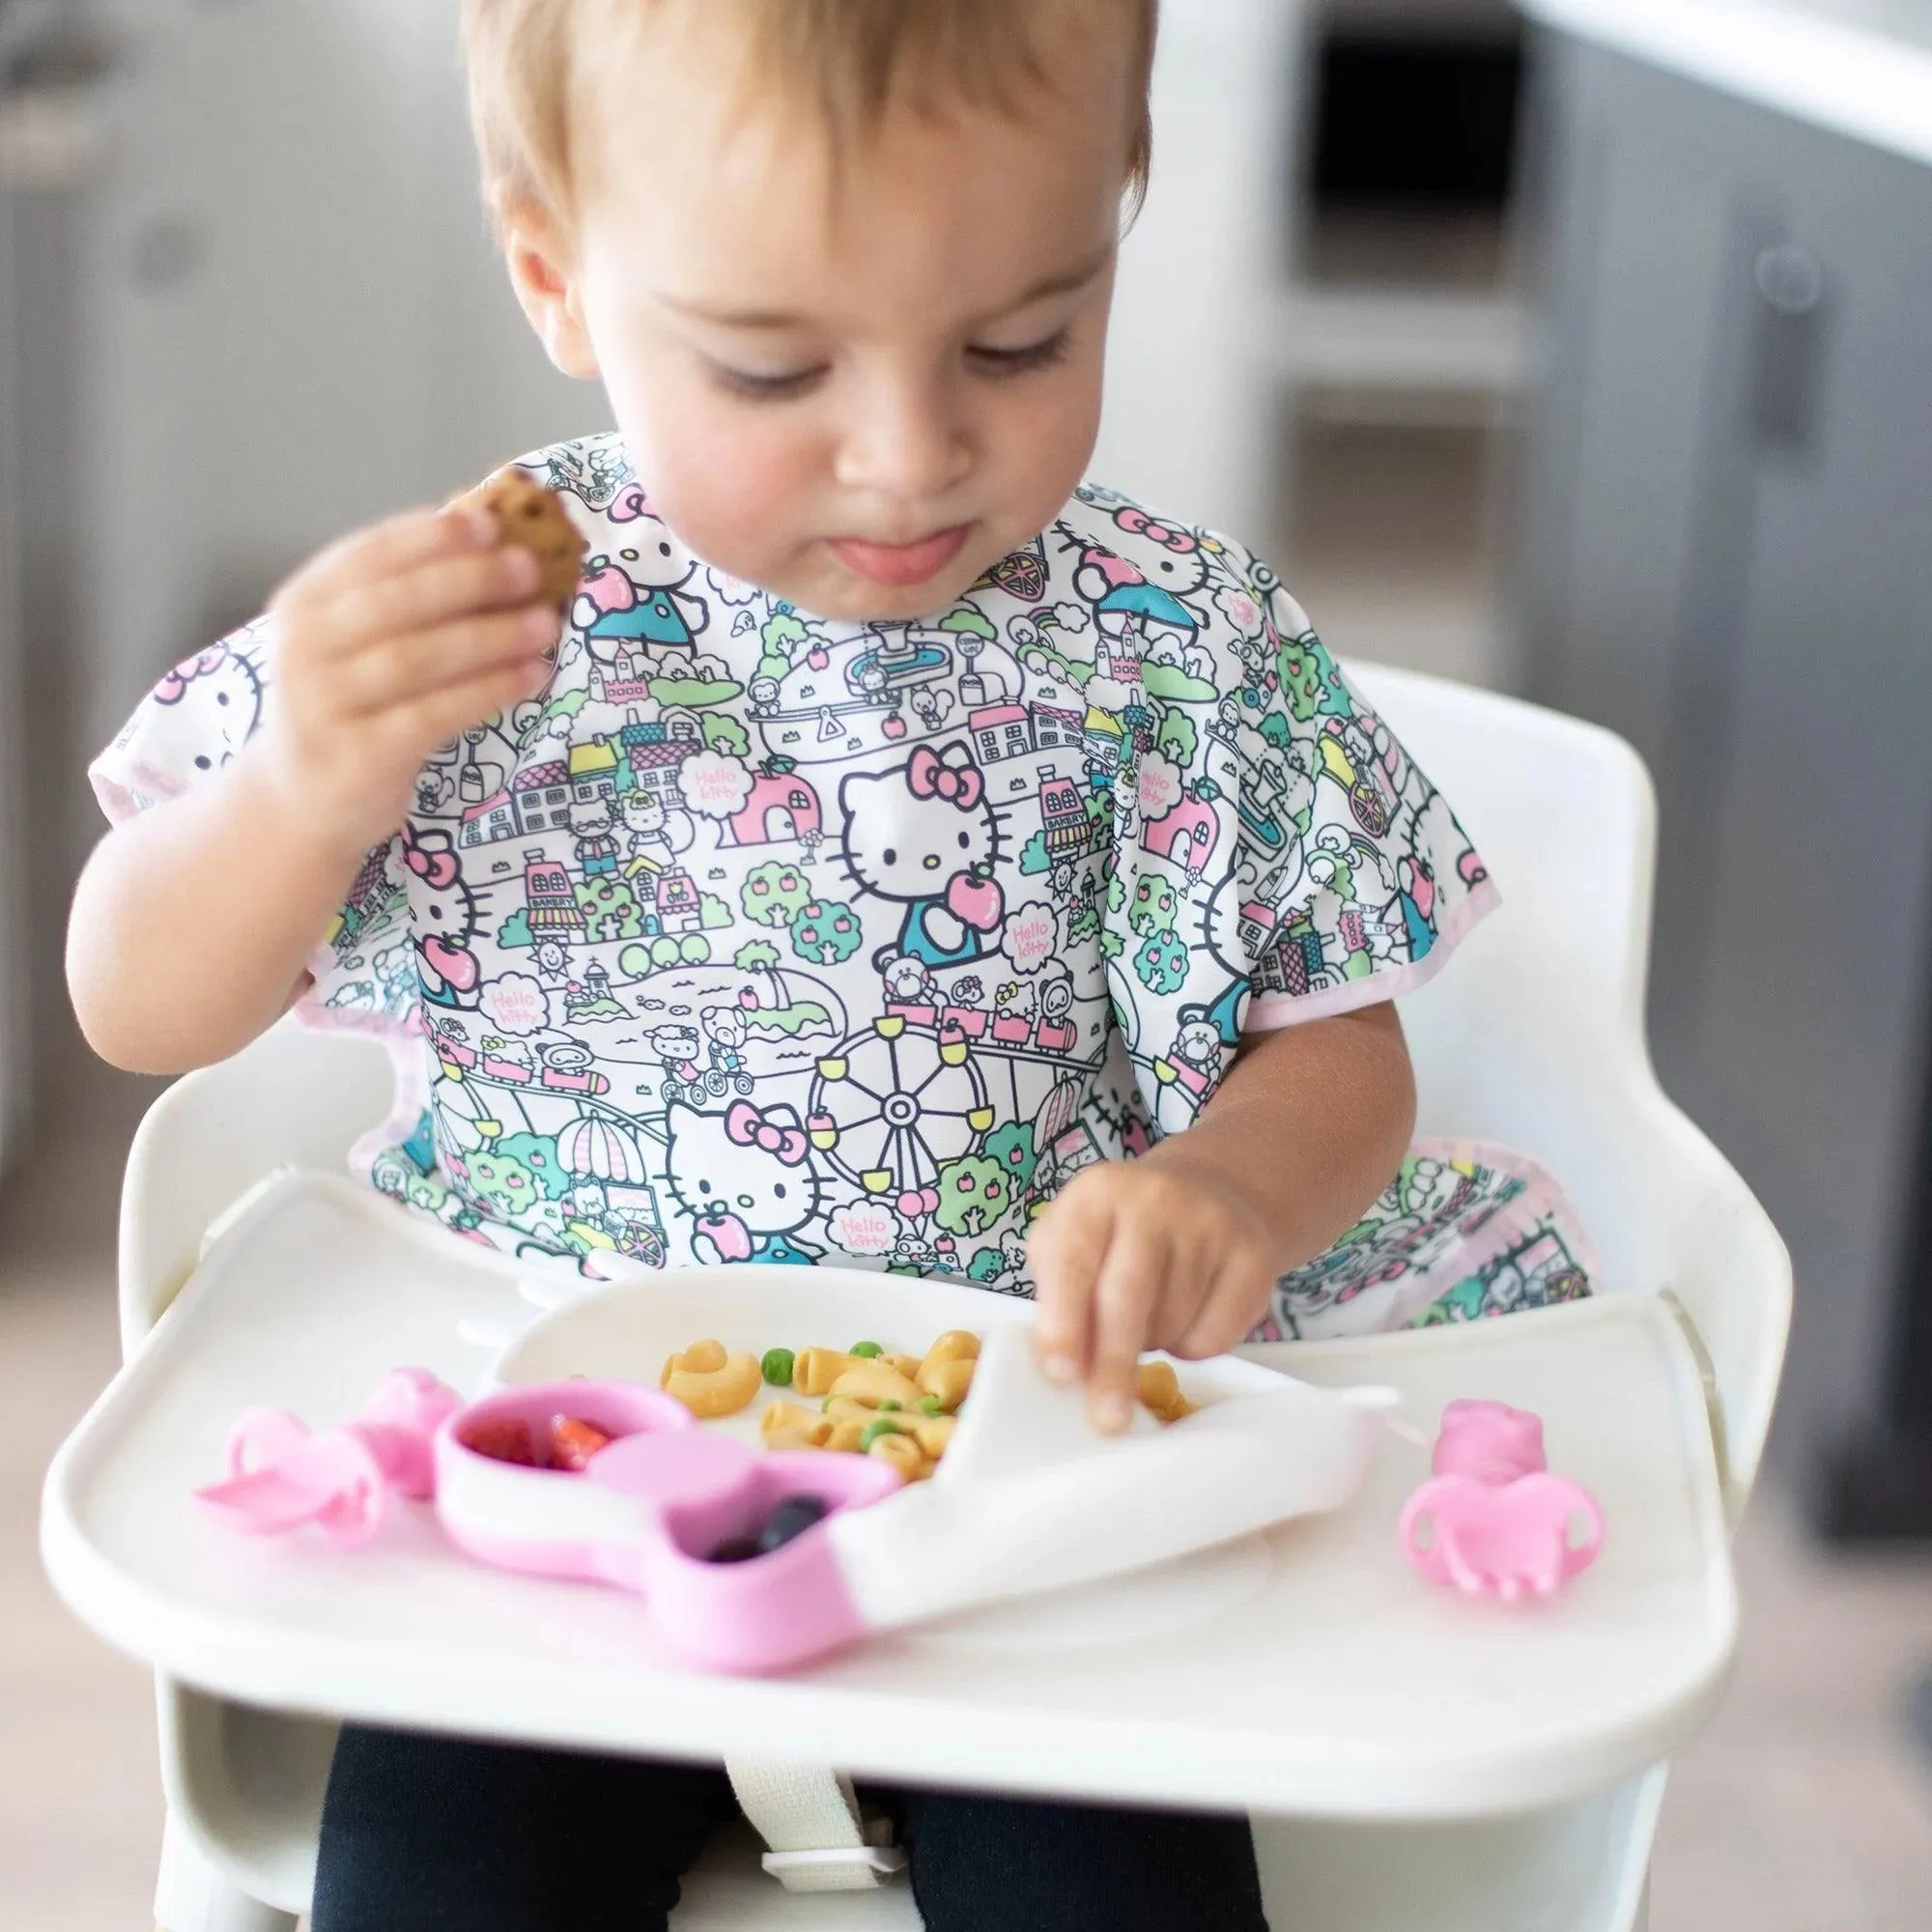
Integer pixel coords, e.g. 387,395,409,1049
736,1193,755,1209
923,854,941,870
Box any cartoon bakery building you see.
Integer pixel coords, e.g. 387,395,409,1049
522,850,586,945
1038,774,1104,862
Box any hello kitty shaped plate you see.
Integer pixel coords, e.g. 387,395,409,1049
479,1268,1399,1669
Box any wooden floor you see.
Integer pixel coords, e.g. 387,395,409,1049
2,1054,1928,1931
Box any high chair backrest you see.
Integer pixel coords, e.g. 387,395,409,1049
118,1019,392,1357
1351,663,1789,1515
119,665,1789,1516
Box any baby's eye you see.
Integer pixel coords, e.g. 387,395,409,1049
697,1179,712,1196
957,832,971,849
882,848,896,866
193,754,211,770
216,691,231,705
709,359,827,403
967,328,1072,379
773,1182,787,1200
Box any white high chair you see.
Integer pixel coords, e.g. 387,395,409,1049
115,664,1789,1932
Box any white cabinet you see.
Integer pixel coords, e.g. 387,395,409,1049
73,0,599,747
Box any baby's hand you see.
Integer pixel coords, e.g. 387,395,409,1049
252,505,560,857
1027,1154,1280,1434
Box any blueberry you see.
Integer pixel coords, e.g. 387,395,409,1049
756,1493,829,1554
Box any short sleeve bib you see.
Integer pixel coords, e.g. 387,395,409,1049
94,437,1591,1336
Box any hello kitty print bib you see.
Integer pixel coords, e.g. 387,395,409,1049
92,435,1600,1337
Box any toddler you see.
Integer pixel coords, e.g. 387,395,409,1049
70,3,1594,1927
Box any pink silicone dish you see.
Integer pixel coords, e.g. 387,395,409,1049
195,1371,903,1672
435,1379,902,1672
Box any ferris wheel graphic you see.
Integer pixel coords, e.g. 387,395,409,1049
807,1015,993,1202
806,1005,1101,1211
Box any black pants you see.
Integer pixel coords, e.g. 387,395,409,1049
313,1724,1271,1932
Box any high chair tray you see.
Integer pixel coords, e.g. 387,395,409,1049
42,1171,1736,1820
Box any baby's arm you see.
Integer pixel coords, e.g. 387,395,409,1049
1028,1003,1415,1431
68,506,557,1073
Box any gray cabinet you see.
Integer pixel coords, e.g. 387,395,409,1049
1517,30,1932,1494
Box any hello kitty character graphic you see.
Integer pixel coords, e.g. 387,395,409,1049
401,825,482,1009
150,639,266,773
619,789,693,867
666,1099,824,1265
572,542,712,702
1108,503,1214,602
839,743,1006,973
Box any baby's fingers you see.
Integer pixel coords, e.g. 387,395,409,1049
1088,1231,1170,1434
321,543,544,652
282,503,496,609
1172,1241,1277,1361
372,657,554,766
338,607,558,717
1027,1182,1114,1388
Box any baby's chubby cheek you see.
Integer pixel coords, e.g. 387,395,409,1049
606,377,810,584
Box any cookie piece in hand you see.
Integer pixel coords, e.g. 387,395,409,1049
458,468,587,613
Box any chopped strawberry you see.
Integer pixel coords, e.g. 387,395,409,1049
549,1415,613,1472
462,1416,540,1466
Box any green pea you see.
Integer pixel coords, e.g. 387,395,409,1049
918,1397,944,1416
849,1340,884,1359
877,1399,902,1412
859,1418,902,1450
760,1348,796,1388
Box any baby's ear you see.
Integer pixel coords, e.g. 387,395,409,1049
498,192,600,383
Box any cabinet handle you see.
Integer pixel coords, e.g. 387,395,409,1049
1753,243,1824,318
1748,243,1827,452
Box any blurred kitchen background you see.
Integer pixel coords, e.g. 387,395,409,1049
2,0,1929,1924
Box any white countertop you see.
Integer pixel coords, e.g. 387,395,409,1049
1520,0,1932,170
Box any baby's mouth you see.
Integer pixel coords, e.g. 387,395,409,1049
827,525,971,587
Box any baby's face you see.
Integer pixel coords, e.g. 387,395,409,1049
523,17,1132,623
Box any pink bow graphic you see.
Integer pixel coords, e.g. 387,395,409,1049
402,829,460,891
154,646,228,706
907,746,984,811
1114,505,1199,554
724,1100,810,1167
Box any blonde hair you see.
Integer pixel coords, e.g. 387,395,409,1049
461,0,1158,230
